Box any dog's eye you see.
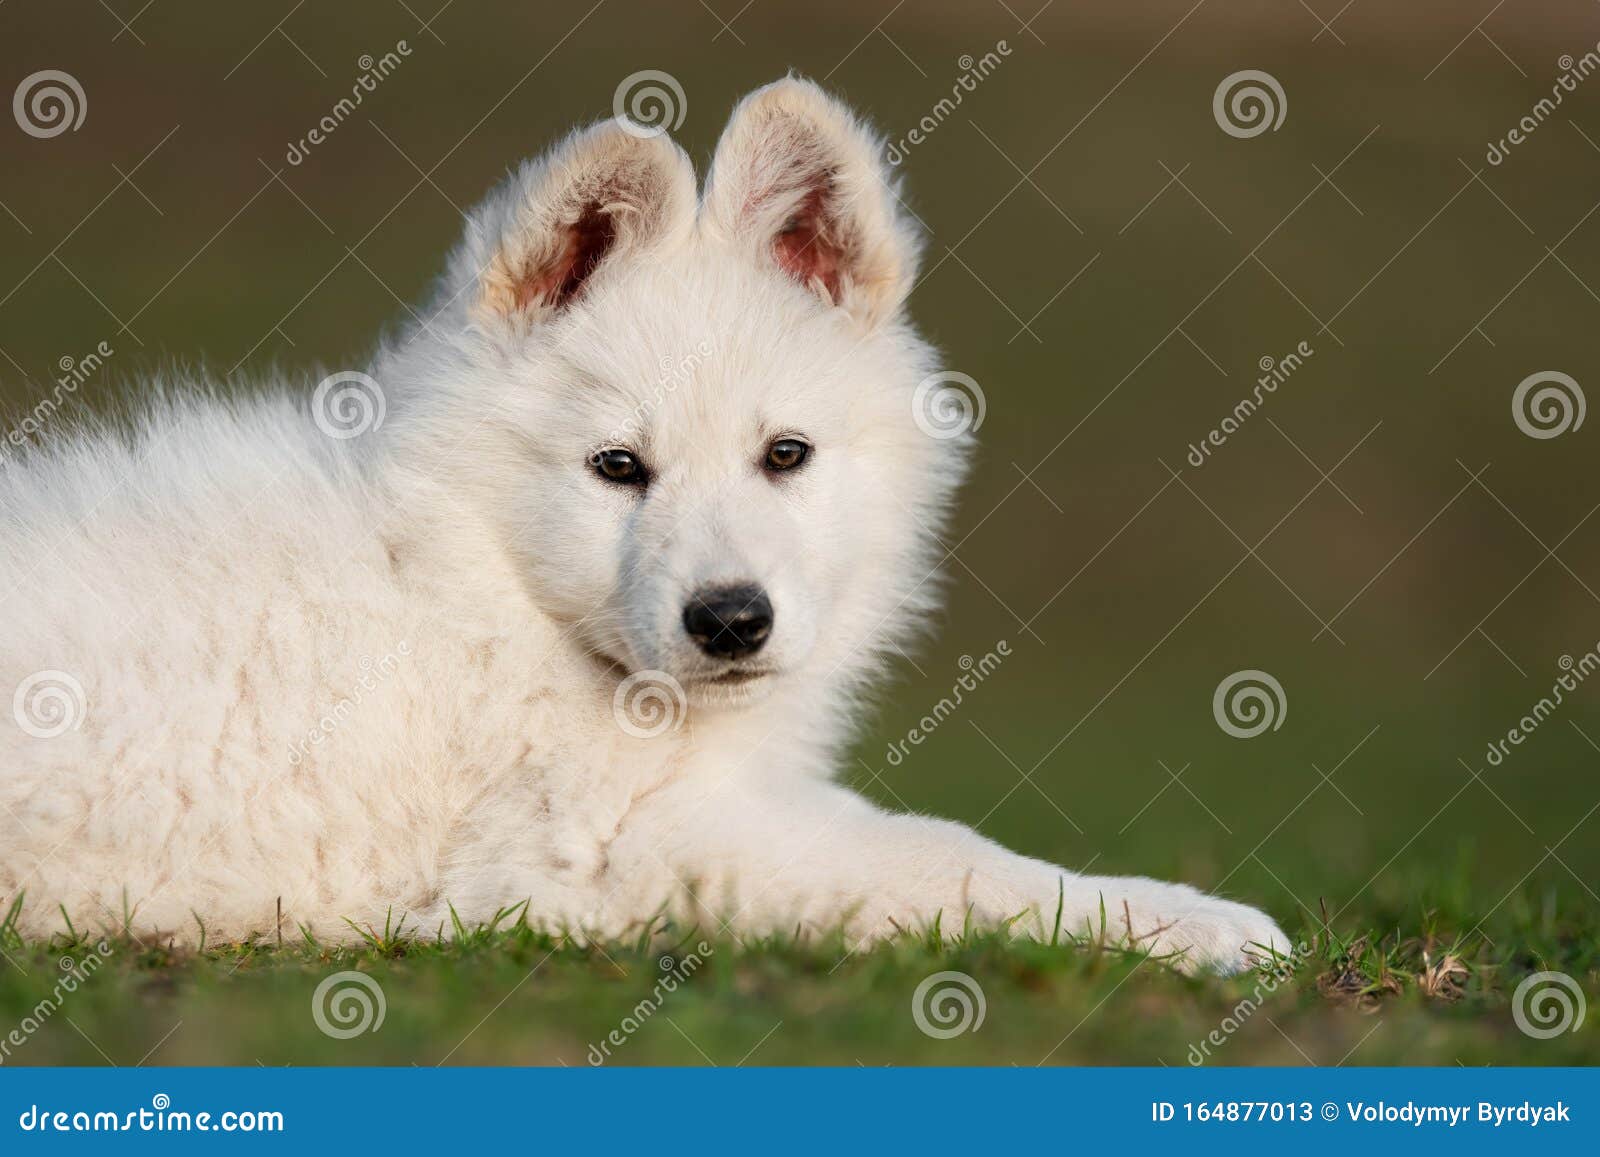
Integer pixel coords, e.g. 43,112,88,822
592,448,646,485
765,438,809,472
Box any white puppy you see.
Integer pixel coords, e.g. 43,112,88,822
0,79,1286,972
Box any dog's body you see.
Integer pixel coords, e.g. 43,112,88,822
1,81,1285,971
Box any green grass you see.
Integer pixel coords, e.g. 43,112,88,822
1,882,1595,1067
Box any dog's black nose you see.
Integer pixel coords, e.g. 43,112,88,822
682,584,773,660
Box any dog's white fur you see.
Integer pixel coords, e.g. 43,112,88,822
0,79,1286,972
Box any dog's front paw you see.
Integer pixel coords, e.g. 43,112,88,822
1117,884,1291,975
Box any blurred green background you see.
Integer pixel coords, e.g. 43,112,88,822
2,0,1598,1063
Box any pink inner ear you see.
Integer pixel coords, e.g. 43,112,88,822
772,187,844,303
513,204,619,312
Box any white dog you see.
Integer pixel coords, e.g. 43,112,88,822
0,79,1286,972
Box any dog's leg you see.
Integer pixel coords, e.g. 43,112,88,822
625,776,1289,974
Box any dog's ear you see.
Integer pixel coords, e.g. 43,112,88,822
454,120,696,329
703,77,920,327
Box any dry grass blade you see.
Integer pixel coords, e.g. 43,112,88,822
1417,951,1470,1001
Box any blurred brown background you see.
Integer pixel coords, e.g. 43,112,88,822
2,0,1598,938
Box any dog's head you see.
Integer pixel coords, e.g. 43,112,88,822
394,79,970,711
